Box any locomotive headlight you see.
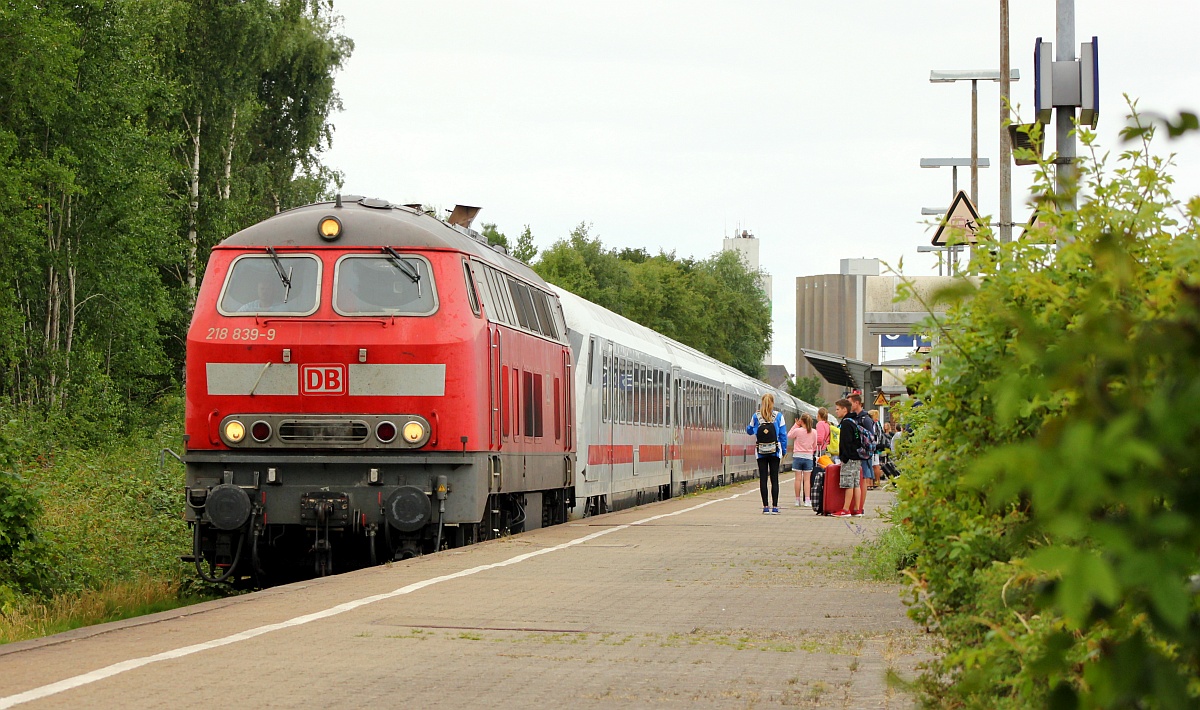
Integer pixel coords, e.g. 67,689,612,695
224,420,246,444
318,215,342,241
402,421,425,443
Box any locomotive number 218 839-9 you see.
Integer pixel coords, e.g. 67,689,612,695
206,327,277,341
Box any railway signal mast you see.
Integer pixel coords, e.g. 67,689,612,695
1032,0,1099,220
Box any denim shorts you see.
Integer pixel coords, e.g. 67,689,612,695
862,459,875,480
794,455,814,472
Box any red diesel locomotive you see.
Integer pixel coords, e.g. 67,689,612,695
184,197,575,581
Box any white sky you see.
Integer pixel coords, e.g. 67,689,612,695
322,0,1200,375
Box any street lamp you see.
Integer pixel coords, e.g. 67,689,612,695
929,69,1020,213
920,157,990,199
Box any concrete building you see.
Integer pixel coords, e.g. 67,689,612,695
722,230,773,367
794,259,953,404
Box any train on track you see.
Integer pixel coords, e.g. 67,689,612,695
184,197,817,583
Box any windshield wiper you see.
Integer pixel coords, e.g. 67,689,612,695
266,247,293,303
382,246,422,296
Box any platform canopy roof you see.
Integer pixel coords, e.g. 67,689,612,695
801,348,875,391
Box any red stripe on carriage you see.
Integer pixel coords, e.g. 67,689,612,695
587,445,636,466
638,445,664,462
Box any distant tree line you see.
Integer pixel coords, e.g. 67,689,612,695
488,222,772,379
0,0,351,427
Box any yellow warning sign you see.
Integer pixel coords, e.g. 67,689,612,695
932,190,982,246
874,393,888,406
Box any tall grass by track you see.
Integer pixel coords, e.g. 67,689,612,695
0,577,211,645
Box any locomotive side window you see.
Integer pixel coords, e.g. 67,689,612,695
507,278,540,334
523,371,543,438
532,290,558,340
333,255,437,316
468,261,497,320
462,260,480,316
486,267,518,326
218,254,321,316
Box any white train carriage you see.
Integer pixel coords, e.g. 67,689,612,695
555,286,813,517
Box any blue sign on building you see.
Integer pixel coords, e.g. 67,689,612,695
880,334,931,349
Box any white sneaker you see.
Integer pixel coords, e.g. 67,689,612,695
803,499,812,507
795,500,802,507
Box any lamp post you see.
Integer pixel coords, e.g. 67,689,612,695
920,157,991,200
929,70,1020,213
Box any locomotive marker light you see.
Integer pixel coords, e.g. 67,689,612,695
318,215,342,241
402,420,426,443
251,420,272,442
223,420,246,443
376,420,398,443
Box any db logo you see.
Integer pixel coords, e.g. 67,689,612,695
301,364,347,395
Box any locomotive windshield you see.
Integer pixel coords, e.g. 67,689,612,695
334,255,437,316
218,254,321,316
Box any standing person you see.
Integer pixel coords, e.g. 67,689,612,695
868,409,886,490
831,398,863,518
787,413,818,507
746,393,786,515
848,394,874,515
815,407,831,458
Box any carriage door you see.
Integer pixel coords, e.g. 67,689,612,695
670,367,683,491
723,384,732,481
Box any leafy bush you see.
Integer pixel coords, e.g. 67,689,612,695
894,114,1200,708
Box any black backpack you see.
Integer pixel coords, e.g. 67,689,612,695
755,413,778,455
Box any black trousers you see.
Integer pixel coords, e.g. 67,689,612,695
758,456,780,507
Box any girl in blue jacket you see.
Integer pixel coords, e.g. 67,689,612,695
746,393,787,514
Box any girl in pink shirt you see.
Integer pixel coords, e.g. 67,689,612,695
787,413,818,506
815,407,831,456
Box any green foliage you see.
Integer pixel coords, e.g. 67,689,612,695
894,113,1200,707
787,375,829,408
533,224,771,378
0,397,190,600
854,521,917,582
512,225,538,264
0,0,350,428
480,222,509,251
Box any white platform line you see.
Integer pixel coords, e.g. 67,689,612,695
0,489,751,709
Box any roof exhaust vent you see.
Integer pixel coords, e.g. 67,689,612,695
447,205,481,229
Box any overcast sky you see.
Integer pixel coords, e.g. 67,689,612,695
322,0,1200,375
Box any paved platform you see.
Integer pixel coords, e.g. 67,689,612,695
0,479,932,708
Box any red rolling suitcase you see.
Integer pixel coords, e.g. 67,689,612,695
820,463,848,516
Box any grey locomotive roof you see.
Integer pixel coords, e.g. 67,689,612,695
217,197,544,286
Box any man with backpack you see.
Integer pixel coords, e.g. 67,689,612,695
831,395,873,517
848,394,876,515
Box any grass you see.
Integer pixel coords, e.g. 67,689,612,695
852,524,917,582
0,577,211,645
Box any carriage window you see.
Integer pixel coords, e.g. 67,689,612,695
218,254,321,316
333,255,437,316
602,354,610,422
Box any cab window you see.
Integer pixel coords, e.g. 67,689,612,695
334,254,438,316
218,254,321,316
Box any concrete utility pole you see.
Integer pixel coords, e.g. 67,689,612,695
1000,0,1013,242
